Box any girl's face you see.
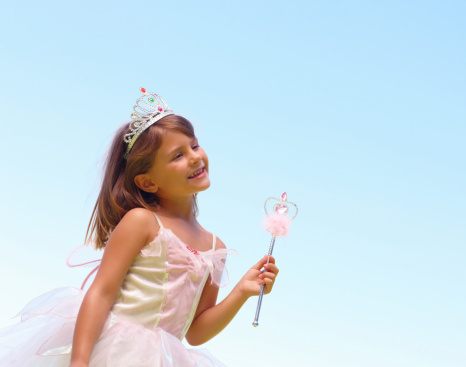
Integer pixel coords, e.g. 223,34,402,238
141,130,210,200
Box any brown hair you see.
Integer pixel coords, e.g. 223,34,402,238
86,115,197,249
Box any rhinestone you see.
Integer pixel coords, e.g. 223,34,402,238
274,203,289,215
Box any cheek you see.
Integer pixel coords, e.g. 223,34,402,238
201,150,209,170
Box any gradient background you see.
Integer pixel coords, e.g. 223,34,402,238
0,1,465,366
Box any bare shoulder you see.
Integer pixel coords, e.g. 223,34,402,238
197,223,227,252
214,235,227,250
122,207,157,224
112,208,159,248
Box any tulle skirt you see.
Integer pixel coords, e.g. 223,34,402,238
0,287,226,367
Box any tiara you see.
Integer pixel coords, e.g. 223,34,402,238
123,87,174,159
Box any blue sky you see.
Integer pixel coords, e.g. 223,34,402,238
0,1,465,366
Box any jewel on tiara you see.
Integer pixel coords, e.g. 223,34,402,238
123,87,174,159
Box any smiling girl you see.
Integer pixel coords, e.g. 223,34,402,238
0,88,279,367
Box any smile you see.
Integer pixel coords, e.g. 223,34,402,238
188,167,206,179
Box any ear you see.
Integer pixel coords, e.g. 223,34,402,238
134,174,158,193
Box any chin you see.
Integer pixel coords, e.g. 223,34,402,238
188,171,210,194
198,179,211,192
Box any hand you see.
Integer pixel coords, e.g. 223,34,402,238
237,255,279,299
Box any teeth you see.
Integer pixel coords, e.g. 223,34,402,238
189,168,203,178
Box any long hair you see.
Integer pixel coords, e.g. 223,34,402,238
86,115,197,249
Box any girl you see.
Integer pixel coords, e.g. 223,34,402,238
0,88,279,367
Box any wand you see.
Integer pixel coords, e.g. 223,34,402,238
253,192,298,327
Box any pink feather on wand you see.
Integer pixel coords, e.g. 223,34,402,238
263,213,292,237
253,192,298,327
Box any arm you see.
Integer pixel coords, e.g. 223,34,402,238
69,209,156,367
185,241,279,346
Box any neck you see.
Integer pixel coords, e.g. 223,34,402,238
157,195,196,221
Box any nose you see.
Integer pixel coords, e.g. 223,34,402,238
189,150,202,165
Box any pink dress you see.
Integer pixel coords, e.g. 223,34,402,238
0,213,234,366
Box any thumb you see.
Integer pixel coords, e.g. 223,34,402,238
252,255,273,270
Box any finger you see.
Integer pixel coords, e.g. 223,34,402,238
261,277,274,285
253,255,276,270
260,272,276,284
263,263,279,275
260,270,276,280
251,255,270,270
261,278,275,293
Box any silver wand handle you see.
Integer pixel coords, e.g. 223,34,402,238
252,235,276,327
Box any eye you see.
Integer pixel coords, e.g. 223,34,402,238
173,153,183,160
192,144,200,150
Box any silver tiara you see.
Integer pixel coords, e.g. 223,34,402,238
124,87,174,159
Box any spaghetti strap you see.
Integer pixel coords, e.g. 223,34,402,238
153,212,164,229
212,233,217,250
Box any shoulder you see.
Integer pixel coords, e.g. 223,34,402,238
122,208,158,226
214,235,227,250
114,208,159,246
